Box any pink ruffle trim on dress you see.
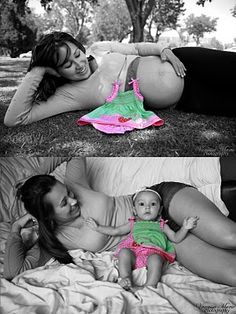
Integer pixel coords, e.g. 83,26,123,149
114,233,175,269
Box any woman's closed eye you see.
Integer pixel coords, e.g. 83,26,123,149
63,51,80,69
64,62,72,69
60,197,68,207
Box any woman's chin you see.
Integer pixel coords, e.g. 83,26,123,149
74,68,91,81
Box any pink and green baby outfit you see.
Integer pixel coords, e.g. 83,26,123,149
114,217,175,269
77,57,164,134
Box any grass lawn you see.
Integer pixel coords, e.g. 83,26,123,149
0,57,235,156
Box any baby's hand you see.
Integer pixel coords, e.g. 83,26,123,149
183,216,199,230
85,217,98,230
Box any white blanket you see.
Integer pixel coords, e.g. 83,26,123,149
1,250,236,314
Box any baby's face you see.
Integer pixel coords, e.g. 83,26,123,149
134,191,161,221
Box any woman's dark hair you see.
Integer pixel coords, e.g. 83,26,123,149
17,174,74,264
28,32,86,101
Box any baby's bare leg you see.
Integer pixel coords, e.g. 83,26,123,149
145,254,163,287
118,248,136,289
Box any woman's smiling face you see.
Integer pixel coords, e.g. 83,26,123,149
44,181,80,223
56,41,91,81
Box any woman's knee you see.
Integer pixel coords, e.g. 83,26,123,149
222,264,236,287
221,230,236,249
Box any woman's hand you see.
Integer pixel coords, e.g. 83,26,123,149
11,213,38,234
160,48,186,78
183,216,199,230
85,217,98,230
44,67,61,77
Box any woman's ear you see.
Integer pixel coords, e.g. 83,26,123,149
88,55,98,73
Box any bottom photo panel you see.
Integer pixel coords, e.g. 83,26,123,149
1,157,236,314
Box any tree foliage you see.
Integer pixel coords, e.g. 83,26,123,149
37,0,94,44
196,0,212,6
92,0,131,42
184,13,218,45
32,5,64,40
0,0,37,57
147,0,185,42
231,4,236,18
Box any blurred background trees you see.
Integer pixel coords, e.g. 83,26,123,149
0,0,37,57
0,0,235,57
91,0,132,42
184,14,218,46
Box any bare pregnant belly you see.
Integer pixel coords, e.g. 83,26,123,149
137,56,184,108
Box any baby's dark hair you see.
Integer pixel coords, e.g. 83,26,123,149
28,32,86,101
17,174,74,264
132,188,162,204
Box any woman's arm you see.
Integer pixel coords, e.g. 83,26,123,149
86,217,130,236
89,42,186,77
3,232,41,280
4,67,87,127
89,41,166,57
3,214,41,280
65,158,90,188
163,216,199,243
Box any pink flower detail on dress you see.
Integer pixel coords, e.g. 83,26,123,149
118,116,132,123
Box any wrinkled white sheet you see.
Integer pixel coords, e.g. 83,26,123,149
1,249,236,314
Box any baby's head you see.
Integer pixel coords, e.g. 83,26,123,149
133,189,162,221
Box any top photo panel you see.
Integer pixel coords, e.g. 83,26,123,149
1,0,236,156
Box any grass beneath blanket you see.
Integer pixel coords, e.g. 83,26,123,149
0,57,235,156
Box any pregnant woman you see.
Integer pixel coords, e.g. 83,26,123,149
4,31,236,127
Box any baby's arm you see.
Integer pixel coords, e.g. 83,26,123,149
86,218,130,236
163,216,199,243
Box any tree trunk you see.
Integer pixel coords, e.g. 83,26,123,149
132,15,144,42
125,0,155,42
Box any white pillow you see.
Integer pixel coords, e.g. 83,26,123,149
85,157,228,216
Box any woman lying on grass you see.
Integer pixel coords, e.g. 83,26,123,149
4,31,236,128
4,158,236,287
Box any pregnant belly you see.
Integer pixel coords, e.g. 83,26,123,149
137,56,184,108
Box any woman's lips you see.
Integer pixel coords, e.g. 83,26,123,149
71,204,80,216
77,65,87,75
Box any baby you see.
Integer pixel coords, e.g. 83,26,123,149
86,188,199,288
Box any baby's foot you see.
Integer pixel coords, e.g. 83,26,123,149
119,277,132,290
144,281,158,288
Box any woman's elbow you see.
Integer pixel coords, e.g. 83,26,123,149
3,269,15,281
4,114,29,127
4,115,15,127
